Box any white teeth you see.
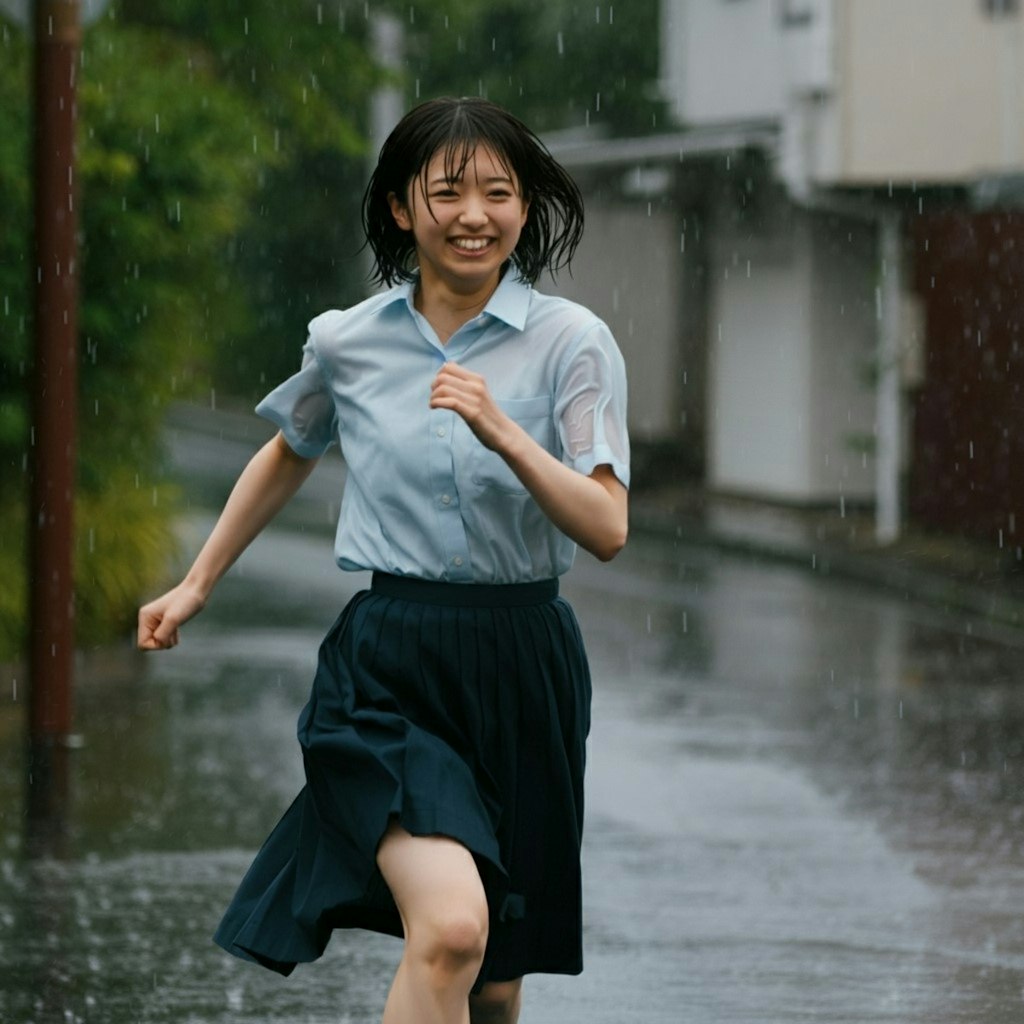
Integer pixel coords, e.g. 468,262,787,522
453,238,490,251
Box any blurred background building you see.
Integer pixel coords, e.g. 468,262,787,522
549,0,1024,547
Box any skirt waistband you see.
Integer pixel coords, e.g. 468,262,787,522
370,572,559,608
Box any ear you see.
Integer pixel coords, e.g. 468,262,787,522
388,192,413,232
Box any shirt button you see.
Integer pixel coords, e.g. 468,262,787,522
436,426,446,438
441,494,452,505
452,556,464,567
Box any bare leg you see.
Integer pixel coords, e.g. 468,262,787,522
377,821,489,1024
469,979,523,1024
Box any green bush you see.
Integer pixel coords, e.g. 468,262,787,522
0,18,278,660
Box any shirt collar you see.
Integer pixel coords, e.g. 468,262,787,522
482,271,531,330
389,271,532,332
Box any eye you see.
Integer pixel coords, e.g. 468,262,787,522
431,187,459,199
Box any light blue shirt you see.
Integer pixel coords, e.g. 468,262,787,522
256,272,630,584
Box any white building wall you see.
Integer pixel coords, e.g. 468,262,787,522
708,201,878,502
708,209,814,498
664,0,1024,188
548,201,682,443
661,0,786,126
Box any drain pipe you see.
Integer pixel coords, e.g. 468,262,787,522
875,212,903,544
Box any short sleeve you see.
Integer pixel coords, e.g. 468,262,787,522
554,321,630,488
255,335,338,458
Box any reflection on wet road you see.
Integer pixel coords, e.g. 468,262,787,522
1,513,1022,1023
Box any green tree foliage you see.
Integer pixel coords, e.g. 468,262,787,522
115,0,380,399
401,0,665,136
1,13,288,658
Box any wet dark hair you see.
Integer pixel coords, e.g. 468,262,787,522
362,97,584,286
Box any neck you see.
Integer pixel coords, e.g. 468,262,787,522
414,269,502,342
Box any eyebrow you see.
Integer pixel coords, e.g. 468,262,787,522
427,175,515,186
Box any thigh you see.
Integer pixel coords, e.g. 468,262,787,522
376,820,488,935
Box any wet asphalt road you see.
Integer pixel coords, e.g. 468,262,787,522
2,447,1024,1023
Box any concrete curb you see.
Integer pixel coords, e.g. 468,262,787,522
630,499,1024,636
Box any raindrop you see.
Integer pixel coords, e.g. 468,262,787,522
154,112,160,134
317,3,323,25
557,31,564,55
244,16,249,35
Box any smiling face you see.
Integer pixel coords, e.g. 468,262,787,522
388,145,530,300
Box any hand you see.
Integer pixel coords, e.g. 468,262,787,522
429,362,513,452
137,580,207,651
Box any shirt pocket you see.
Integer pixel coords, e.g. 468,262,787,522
464,395,555,495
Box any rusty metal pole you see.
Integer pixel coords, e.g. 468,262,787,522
26,0,82,831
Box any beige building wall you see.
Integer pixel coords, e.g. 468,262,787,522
834,0,1024,183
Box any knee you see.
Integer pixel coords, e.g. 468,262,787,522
414,907,489,977
470,979,523,1024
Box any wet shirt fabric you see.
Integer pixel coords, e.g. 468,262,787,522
255,272,630,584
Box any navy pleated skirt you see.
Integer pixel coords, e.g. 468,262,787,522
213,572,592,989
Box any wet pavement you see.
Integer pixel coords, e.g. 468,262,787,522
2,446,1024,1022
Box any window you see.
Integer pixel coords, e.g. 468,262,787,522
983,0,1020,15
779,0,815,30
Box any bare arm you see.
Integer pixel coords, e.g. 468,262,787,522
137,432,320,650
430,363,628,561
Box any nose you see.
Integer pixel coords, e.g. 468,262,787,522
458,195,488,228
